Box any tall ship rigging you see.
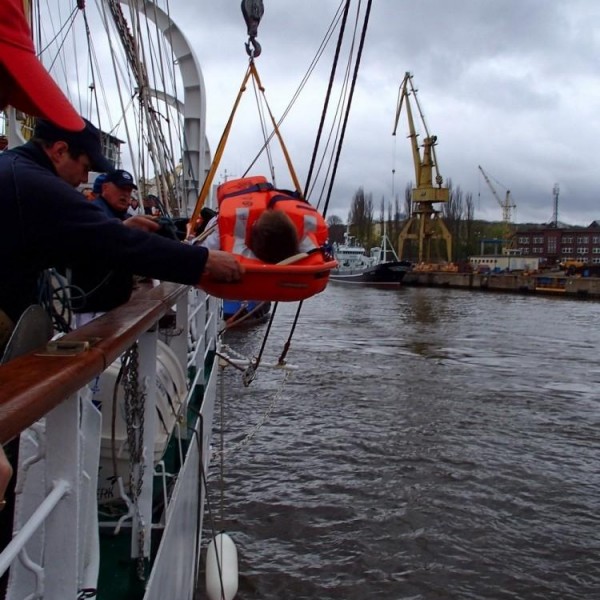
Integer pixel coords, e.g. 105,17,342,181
0,1,373,598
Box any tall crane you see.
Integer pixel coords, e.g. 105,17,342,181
477,165,516,245
392,72,452,264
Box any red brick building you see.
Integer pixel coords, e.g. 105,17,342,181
513,221,600,265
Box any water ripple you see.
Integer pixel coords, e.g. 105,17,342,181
210,286,600,599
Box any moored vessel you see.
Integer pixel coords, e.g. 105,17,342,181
330,231,411,286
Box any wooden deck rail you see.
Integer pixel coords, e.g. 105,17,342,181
0,282,190,443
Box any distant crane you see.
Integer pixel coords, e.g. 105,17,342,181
477,165,516,245
392,72,452,263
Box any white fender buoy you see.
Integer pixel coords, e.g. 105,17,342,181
206,532,239,600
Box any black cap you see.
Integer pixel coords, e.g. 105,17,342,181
104,169,137,189
33,117,113,173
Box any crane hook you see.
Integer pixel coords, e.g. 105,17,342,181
241,0,264,57
245,37,262,58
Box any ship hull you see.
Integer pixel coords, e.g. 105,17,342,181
330,260,411,287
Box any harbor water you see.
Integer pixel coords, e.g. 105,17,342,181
210,285,600,600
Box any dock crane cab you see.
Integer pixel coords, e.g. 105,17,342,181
392,72,452,264
477,165,516,248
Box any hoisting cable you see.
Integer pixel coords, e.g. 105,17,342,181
243,63,302,192
277,0,373,367
242,302,278,386
248,71,277,184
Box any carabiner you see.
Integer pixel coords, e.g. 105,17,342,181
245,36,262,58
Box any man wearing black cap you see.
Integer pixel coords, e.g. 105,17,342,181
0,117,243,336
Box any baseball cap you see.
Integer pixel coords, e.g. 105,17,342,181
0,0,84,131
33,118,113,173
93,173,108,194
104,169,138,189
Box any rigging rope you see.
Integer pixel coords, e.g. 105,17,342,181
277,0,374,367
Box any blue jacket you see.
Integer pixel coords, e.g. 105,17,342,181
0,141,208,323
92,196,128,220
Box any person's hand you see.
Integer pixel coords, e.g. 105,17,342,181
124,215,160,233
203,250,244,282
0,446,13,511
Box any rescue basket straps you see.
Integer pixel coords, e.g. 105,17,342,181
188,60,302,237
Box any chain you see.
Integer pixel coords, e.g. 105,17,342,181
122,343,147,580
212,367,291,461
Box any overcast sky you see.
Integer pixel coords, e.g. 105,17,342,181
160,0,599,227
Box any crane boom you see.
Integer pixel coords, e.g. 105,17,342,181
393,72,448,203
392,72,452,264
478,165,516,241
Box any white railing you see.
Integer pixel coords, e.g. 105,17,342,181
0,284,219,599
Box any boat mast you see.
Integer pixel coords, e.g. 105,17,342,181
108,0,208,216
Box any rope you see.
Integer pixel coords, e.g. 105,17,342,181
304,0,351,206
323,0,373,216
211,366,291,461
275,0,375,366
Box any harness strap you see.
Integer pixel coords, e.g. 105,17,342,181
267,192,306,208
187,64,254,235
220,182,274,202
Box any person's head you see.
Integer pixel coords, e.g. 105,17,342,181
0,0,83,129
100,169,138,213
250,210,299,264
31,118,113,187
144,194,159,215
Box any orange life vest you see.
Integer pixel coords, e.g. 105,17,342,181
199,176,336,302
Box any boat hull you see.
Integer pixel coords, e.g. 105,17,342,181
329,260,411,287
222,300,271,326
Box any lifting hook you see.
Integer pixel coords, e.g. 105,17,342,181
241,0,264,57
245,37,262,58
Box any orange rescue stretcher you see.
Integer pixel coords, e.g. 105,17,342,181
198,176,336,302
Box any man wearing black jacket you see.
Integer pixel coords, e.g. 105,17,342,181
0,118,243,336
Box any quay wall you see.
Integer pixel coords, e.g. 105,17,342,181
403,272,600,299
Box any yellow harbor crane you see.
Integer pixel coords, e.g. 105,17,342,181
392,72,452,263
477,165,516,245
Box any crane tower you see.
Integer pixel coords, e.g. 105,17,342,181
392,72,452,264
478,165,516,246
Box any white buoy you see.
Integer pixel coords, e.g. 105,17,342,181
206,532,239,600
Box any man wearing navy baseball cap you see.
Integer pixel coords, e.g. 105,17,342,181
93,169,138,219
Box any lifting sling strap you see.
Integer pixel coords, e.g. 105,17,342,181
187,60,303,237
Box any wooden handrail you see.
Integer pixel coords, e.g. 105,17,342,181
0,282,190,443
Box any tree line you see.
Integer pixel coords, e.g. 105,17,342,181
326,184,513,263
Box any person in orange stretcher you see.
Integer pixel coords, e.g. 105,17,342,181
197,175,335,302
